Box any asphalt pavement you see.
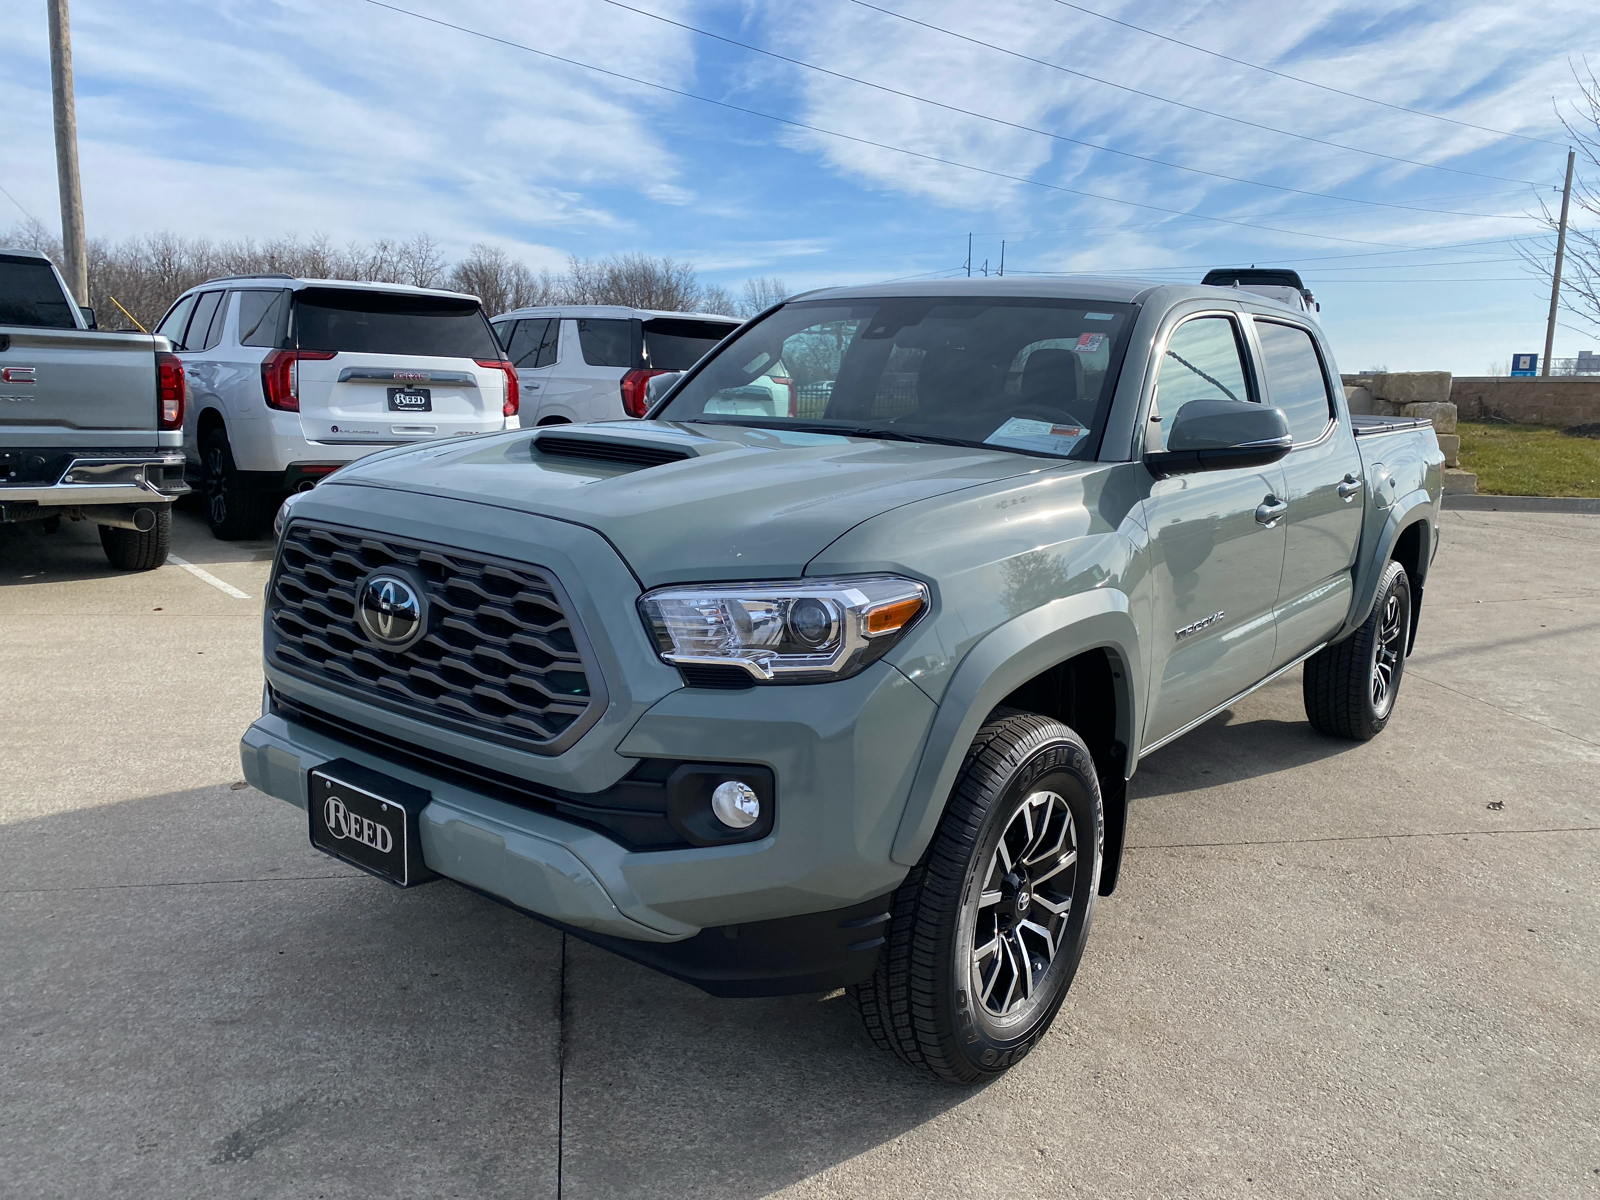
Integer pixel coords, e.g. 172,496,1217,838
2,503,1596,1199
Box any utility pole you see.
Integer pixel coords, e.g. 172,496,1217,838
47,0,88,306
1541,148,1576,378
966,233,972,278
999,241,1005,277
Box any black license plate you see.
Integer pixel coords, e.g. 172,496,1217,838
387,386,432,412
309,766,426,886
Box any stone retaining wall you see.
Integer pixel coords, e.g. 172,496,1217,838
1447,378,1600,428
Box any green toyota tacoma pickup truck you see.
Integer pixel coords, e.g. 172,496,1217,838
241,278,1442,1083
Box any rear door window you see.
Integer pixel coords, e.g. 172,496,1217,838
0,255,76,328
1254,320,1335,444
292,288,499,358
183,291,223,353
576,318,636,367
156,294,198,346
238,289,291,348
642,318,738,370
1149,316,1253,453
199,292,231,350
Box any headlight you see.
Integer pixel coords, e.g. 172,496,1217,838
639,575,929,682
273,489,308,538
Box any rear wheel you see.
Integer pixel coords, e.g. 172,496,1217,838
851,711,1102,1083
201,428,270,540
99,506,171,571
1303,559,1411,740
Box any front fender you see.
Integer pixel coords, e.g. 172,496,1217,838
889,588,1142,866
1340,486,1436,640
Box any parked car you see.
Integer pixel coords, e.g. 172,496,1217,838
154,276,518,539
243,277,1442,1083
0,246,188,569
489,305,738,424
1201,267,1320,318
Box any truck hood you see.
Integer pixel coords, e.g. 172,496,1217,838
327,422,1053,585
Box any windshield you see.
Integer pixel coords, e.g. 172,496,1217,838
655,297,1137,459
292,287,500,358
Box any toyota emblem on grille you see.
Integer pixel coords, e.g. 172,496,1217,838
357,573,427,651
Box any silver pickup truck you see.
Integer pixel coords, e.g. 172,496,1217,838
243,277,1443,1082
1,247,188,569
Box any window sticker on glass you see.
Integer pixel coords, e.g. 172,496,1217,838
1085,312,1114,321
984,417,1090,456
1074,333,1106,353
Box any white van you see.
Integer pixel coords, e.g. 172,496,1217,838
489,305,739,424
155,277,517,538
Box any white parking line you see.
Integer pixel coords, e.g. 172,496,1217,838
168,555,252,600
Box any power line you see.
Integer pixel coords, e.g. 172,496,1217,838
595,0,1538,222
848,1,1549,188
360,0,1431,250
1043,0,1566,148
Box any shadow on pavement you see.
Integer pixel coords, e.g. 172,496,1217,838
1,784,966,1198
0,503,274,587
1130,700,1359,800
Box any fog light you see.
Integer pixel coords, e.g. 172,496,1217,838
711,780,761,829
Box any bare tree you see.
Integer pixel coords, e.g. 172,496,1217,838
739,275,788,317
1519,60,1600,339
3,224,741,330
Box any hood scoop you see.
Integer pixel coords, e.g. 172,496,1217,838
533,431,692,469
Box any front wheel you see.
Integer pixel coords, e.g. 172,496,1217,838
851,711,1102,1083
1303,558,1411,740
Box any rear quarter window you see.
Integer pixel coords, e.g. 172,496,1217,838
577,318,636,367
0,256,76,328
292,288,500,358
238,289,291,348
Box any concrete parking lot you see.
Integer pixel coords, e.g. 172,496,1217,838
2,503,1596,1199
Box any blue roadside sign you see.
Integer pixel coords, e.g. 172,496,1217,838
1511,353,1538,376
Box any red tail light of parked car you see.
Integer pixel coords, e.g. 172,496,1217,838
156,351,186,430
475,359,520,418
260,349,337,412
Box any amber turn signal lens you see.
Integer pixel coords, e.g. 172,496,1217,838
866,596,924,635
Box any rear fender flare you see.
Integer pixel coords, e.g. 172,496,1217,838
1340,488,1435,641
889,590,1142,867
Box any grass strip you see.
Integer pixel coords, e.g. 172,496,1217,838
1456,421,1600,497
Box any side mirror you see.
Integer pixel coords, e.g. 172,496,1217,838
1144,399,1291,477
645,371,683,405
79,306,97,330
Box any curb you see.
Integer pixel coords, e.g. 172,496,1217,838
1443,494,1600,513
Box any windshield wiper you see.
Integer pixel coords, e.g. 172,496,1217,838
687,418,988,450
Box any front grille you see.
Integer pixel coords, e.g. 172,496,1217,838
534,435,689,468
268,522,604,754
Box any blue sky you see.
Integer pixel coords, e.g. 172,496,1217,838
1,0,1592,371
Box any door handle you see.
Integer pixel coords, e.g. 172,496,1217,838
1337,473,1362,500
1255,495,1288,526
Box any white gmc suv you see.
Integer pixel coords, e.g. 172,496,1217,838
488,305,737,425
156,276,518,538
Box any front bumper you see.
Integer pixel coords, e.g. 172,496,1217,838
241,659,933,973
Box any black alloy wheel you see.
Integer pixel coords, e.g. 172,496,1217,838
1303,558,1412,740
852,711,1102,1083
201,428,269,540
